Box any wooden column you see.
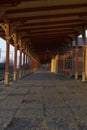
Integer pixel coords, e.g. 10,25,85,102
2,24,10,86
82,28,86,82
23,53,25,66
85,46,87,80
53,58,55,73
25,54,27,75
75,36,79,80
51,58,54,72
13,44,17,82
63,54,66,76
55,55,58,73
25,55,26,70
23,53,25,76
30,57,32,71
19,49,22,79
54,57,56,72
65,51,68,76
28,56,30,70
69,47,73,77
4,37,10,86
26,55,28,68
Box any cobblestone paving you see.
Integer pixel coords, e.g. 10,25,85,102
0,70,87,129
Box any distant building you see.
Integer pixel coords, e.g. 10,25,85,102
58,37,87,78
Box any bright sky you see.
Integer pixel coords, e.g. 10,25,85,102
0,38,21,68
0,38,14,62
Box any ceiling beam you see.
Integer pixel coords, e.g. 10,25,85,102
18,19,84,27
9,12,87,22
17,23,81,32
0,0,39,4
6,3,87,14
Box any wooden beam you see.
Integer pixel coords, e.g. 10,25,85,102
18,19,84,27
9,12,87,22
6,3,87,14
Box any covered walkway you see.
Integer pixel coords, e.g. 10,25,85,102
0,70,87,129
1,0,87,85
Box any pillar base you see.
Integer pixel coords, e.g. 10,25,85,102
4,73,9,86
19,70,22,79
13,71,17,82
75,72,78,80
82,72,85,82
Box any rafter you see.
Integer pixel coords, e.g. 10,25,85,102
6,3,87,14
9,12,87,22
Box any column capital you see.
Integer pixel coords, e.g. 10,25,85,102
0,23,9,33
25,50,28,55
20,48,23,52
14,44,18,49
12,34,17,44
5,36,11,45
6,36,11,41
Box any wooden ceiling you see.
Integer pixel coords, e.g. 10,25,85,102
0,0,87,63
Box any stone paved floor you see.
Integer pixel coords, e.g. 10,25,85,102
0,70,87,129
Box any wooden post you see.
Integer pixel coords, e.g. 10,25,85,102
26,55,28,68
82,28,86,82
55,55,58,73
4,37,10,86
63,53,65,76
75,36,79,80
51,58,54,72
13,44,17,82
85,46,87,80
19,49,22,79
4,24,10,86
23,53,25,76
